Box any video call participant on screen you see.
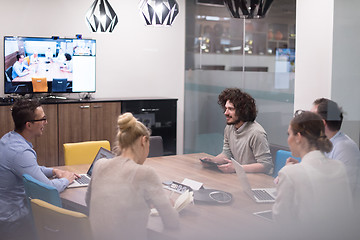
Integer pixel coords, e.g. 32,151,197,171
86,113,179,240
12,53,29,79
61,53,73,73
272,111,354,237
200,88,273,174
0,99,78,240
45,47,53,61
30,51,39,64
311,98,360,200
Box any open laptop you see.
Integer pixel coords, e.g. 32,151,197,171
231,159,276,203
67,147,115,188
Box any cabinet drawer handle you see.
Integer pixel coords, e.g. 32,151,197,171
79,105,90,109
93,105,102,108
141,108,159,112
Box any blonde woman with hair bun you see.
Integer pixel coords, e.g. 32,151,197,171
86,113,179,240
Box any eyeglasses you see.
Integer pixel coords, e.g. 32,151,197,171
29,117,47,122
294,109,306,117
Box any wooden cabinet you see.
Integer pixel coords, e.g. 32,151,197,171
33,104,58,167
58,102,121,165
0,105,13,138
90,102,121,144
1,99,176,166
121,99,177,156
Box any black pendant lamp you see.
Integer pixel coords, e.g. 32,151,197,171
139,0,179,26
86,0,118,32
224,0,273,19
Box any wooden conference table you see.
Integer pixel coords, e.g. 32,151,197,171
57,153,277,240
12,59,72,83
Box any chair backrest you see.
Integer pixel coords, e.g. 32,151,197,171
52,78,68,92
5,66,13,82
24,56,30,66
63,140,111,165
148,136,164,157
32,77,48,92
272,150,301,178
23,174,62,207
31,199,93,240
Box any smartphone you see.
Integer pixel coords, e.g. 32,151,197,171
162,181,192,194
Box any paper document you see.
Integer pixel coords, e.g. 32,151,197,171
150,190,194,216
181,178,203,190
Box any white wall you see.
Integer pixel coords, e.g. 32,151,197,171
295,0,360,145
0,0,185,153
294,0,334,110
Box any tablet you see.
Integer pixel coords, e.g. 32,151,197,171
200,158,222,167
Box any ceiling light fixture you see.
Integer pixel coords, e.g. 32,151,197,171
139,0,179,26
86,0,118,32
224,0,273,19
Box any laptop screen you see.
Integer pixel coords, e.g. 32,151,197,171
87,147,115,176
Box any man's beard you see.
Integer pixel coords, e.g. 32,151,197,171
226,116,241,126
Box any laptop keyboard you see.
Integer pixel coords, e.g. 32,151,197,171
252,190,275,201
75,175,90,185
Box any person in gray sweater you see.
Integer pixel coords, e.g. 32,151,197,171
200,88,273,174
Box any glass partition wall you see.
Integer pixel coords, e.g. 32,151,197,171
184,0,296,155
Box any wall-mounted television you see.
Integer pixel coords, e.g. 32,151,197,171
4,36,96,95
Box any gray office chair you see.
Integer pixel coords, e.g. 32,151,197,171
148,136,164,157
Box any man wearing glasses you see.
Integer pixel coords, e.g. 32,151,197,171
0,99,78,240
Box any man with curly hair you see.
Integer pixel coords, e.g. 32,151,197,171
200,88,273,174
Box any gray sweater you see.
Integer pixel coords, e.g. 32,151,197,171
222,121,273,175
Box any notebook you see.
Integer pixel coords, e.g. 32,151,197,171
67,147,115,188
231,159,276,203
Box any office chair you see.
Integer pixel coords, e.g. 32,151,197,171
5,66,26,92
148,136,164,157
32,77,48,92
52,78,68,92
31,199,94,240
63,140,111,165
24,56,30,66
272,150,301,178
23,174,62,208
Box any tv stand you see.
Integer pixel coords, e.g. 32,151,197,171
44,95,67,100
79,93,92,100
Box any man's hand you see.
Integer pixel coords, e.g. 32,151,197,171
286,157,299,166
53,169,79,183
217,158,235,173
199,157,217,168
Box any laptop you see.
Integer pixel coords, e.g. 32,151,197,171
231,159,276,203
67,147,115,188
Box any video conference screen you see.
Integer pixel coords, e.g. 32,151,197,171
4,36,96,94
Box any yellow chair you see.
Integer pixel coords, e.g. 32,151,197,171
30,199,93,240
63,140,111,165
24,56,30,66
32,77,48,92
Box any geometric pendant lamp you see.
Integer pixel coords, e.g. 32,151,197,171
139,0,179,26
224,0,273,19
85,0,118,32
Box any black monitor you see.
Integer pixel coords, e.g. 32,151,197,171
4,36,96,95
